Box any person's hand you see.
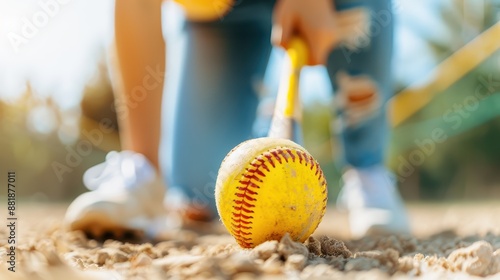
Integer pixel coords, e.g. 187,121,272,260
272,0,340,65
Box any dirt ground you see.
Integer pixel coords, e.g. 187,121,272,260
1,202,500,279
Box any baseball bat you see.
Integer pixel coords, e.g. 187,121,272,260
268,37,307,140
268,7,370,141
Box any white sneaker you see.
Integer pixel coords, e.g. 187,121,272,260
64,151,168,240
337,165,410,238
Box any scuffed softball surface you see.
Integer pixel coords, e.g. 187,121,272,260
215,138,328,248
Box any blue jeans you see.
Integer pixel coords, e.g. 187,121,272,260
161,0,393,212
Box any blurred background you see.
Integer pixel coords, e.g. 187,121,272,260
1,0,500,203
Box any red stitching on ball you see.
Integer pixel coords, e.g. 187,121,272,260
309,154,315,170
233,205,254,213
243,173,262,182
233,229,252,236
271,151,282,164
232,212,253,219
265,154,275,168
297,152,303,164
261,163,270,172
244,189,258,195
238,181,261,188
231,218,251,224
235,193,257,201
286,149,295,162
278,149,289,162
232,223,252,230
235,235,252,241
235,238,253,247
231,155,269,247
304,152,310,167
255,169,266,177
234,200,256,207
318,169,324,181
230,146,328,248
249,164,267,177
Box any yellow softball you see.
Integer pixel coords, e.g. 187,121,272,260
215,138,328,248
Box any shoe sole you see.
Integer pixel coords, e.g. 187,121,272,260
69,212,146,243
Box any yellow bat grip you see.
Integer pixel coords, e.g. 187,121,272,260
283,38,308,118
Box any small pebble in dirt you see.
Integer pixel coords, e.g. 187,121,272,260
132,253,153,267
305,236,322,256
285,254,307,271
66,231,88,247
318,236,352,258
252,240,278,261
86,239,99,249
278,233,309,260
95,250,109,266
95,247,129,265
489,249,500,275
118,243,135,254
354,249,399,274
301,263,340,278
345,257,380,271
220,252,260,275
262,253,283,275
447,240,497,276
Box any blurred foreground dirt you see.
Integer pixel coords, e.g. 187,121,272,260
0,202,499,279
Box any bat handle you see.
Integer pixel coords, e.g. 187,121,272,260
268,37,309,140
287,37,308,70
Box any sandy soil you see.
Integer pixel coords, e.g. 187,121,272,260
0,202,499,279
